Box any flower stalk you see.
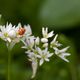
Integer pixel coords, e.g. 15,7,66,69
7,47,12,80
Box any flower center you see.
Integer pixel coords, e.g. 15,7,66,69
42,53,46,59
4,33,8,37
18,28,26,35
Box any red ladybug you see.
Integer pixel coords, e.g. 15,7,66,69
18,28,26,35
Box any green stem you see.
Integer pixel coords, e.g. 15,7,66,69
7,48,11,80
6,42,14,80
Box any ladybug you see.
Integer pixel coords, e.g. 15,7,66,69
18,27,26,35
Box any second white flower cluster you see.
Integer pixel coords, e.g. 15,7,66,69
0,23,70,78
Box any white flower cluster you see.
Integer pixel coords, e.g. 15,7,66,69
0,23,71,78
0,23,31,50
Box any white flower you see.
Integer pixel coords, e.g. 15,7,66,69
53,47,71,62
41,27,54,43
25,51,38,78
50,34,62,48
42,27,54,38
0,23,21,50
16,23,32,38
25,50,37,61
35,37,40,45
37,47,53,66
22,36,35,49
0,23,17,42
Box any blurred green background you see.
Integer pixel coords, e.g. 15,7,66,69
0,0,80,80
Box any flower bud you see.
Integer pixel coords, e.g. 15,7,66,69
43,43,48,48
8,30,16,38
41,38,48,43
35,37,40,45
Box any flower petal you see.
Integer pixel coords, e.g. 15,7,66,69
52,34,58,43
45,58,49,62
47,53,54,57
25,24,32,35
47,31,54,38
7,38,11,42
42,27,45,36
40,59,44,66
60,56,69,62
37,47,42,55
31,60,38,78
60,46,70,53
35,37,40,45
